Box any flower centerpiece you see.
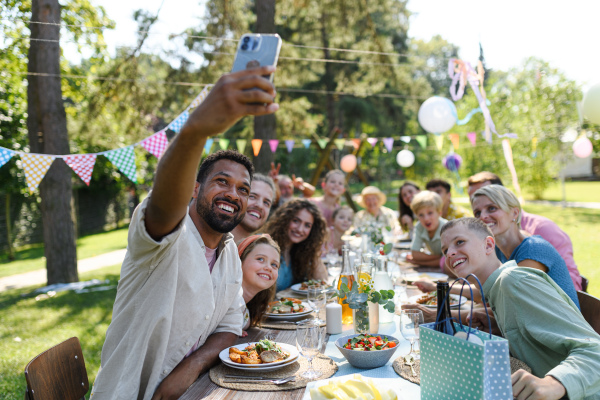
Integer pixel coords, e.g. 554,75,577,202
352,220,394,255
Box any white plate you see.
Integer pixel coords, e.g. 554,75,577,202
265,301,314,320
219,342,300,371
290,283,335,295
407,293,468,309
404,272,448,283
302,376,420,400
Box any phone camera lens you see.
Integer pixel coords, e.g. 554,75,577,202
241,43,249,50
243,36,250,43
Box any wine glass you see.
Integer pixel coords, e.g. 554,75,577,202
326,249,342,277
307,285,326,323
296,320,323,379
400,309,424,359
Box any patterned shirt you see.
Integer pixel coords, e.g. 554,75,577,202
445,202,472,220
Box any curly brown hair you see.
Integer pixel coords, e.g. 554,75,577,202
262,199,327,283
240,235,281,327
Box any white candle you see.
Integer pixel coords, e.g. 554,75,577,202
326,303,342,334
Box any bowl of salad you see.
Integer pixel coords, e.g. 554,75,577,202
334,334,400,369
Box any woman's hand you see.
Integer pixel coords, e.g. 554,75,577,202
240,330,248,338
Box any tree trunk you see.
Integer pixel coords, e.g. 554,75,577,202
253,0,276,173
321,11,337,136
27,0,78,284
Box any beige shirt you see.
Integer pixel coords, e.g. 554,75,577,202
91,196,244,400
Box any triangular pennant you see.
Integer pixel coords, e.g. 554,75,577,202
435,135,444,151
351,139,361,150
285,140,295,153
20,153,56,193
219,138,230,150
302,139,312,149
269,139,279,153
317,139,328,149
236,139,247,152
383,137,394,152
367,138,378,148
168,110,189,133
188,86,210,109
0,147,15,168
467,132,477,147
251,139,263,156
204,138,214,155
63,154,97,186
400,136,411,144
104,146,137,183
448,133,460,150
334,139,345,151
416,136,427,149
140,131,169,159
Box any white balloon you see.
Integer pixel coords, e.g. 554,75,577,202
418,96,457,134
396,149,415,168
582,83,600,125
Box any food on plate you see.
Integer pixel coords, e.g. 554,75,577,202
268,297,306,314
310,374,397,400
341,334,397,351
299,279,331,290
228,339,290,364
416,291,459,307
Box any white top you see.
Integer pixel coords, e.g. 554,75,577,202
91,195,244,400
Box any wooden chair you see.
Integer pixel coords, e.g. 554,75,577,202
581,275,589,293
24,337,89,400
577,291,600,335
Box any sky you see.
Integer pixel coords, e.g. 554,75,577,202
78,0,600,90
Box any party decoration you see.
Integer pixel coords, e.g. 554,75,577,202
236,139,247,152
63,154,97,186
140,131,169,159
317,138,329,149
104,146,137,183
383,138,394,152
435,135,444,151
367,138,378,148
269,139,279,153
334,139,346,151
400,136,411,144
442,152,462,171
573,135,593,158
582,83,600,125
302,139,312,149
396,149,415,168
416,136,427,149
0,147,15,168
448,133,460,150
219,138,230,150
204,139,214,155
188,86,211,109
20,153,57,193
467,132,477,147
502,139,523,201
351,139,361,150
168,110,189,133
251,139,262,156
285,140,295,153
417,96,457,134
531,136,538,158
340,154,357,173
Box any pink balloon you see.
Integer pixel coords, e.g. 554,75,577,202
340,154,357,173
573,137,593,158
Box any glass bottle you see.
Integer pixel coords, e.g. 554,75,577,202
373,254,394,323
435,281,456,335
338,245,355,324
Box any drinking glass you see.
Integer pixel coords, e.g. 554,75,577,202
400,309,424,359
326,250,342,277
307,285,326,323
296,320,323,379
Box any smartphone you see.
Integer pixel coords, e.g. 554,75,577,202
231,33,282,83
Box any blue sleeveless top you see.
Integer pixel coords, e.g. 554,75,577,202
276,257,294,291
495,235,579,308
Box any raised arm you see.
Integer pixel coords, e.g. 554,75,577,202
145,67,278,240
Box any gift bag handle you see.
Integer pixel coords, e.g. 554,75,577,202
450,274,493,340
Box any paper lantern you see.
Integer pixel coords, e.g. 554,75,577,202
340,154,357,172
573,136,593,158
582,83,600,125
443,153,462,171
418,96,457,134
396,149,415,168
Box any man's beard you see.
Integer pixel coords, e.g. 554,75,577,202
196,196,245,233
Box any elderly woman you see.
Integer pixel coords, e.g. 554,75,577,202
353,186,399,231
471,185,579,308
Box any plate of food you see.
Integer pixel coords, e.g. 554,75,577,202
265,297,314,320
220,339,299,371
291,280,335,295
404,272,448,284
408,291,468,309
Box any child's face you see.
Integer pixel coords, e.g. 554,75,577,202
333,209,353,232
416,206,441,233
441,226,494,278
323,173,346,197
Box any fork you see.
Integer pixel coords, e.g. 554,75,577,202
223,376,296,385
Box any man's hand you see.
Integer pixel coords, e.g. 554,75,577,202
468,307,502,336
512,370,566,400
414,278,436,293
401,303,436,323
151,356,199,400
268,162,281,182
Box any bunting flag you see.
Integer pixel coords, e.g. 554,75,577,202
531,136,538,158
317,139,328,149
103,146,137,183
351,139,361,150
63,154,97,186
236,139,247,152
0,147,15,168
502,139,523,202
269,139,279,153
467,132,477,146
416,136,427,149
400,136,411,144
334,139,345,151
302,139,312,149
188,86,210,109
285,140,295,153
448,133,460,150
219,138,230,150
204,138,214,155
367,138,378,148
168,110,189,133
20,153,57,193
383,137,394,152
140,130,169,159
435,135,444,151
251,139,262,156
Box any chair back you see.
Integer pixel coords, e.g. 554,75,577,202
581,275,589,293
577,291,600,335
24,337,89,400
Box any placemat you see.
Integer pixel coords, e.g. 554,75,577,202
209,354,338,391
392,356,532,385
259,308,326,330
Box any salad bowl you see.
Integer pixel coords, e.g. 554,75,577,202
334,334,400,369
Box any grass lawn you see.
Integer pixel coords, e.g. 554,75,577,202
0,227,129,279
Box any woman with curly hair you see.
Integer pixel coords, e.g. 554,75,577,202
263,199,328,291
238,234,280,335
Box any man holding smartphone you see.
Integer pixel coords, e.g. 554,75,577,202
91,66,278,400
